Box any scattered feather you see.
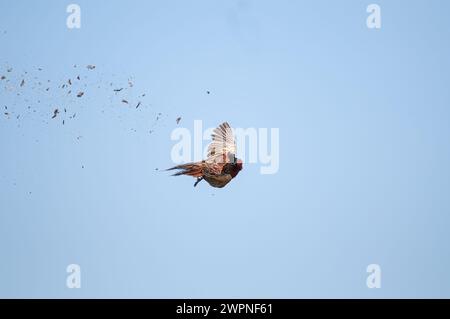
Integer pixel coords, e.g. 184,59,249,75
52,109,59,119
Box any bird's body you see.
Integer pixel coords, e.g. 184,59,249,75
168,122,243,188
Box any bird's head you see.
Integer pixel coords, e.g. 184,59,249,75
236,158,243,171
230,158,243,178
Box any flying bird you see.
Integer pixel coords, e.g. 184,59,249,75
168,122,243,188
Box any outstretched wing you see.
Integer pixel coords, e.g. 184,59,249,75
206,122,237,164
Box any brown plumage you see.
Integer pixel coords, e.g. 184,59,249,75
167,122,243,188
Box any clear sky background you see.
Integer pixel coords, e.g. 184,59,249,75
1,0,450,298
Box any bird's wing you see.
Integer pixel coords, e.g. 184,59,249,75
206,122,237,164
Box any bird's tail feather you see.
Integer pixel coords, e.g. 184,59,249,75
166,162,204,177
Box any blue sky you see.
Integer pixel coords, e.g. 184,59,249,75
1,0,450,298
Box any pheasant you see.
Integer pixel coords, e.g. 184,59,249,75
168,122,243,188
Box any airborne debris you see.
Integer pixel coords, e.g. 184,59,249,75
176,117,181,124
206,90,210,94
52,109,59,119
1,64,164,138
